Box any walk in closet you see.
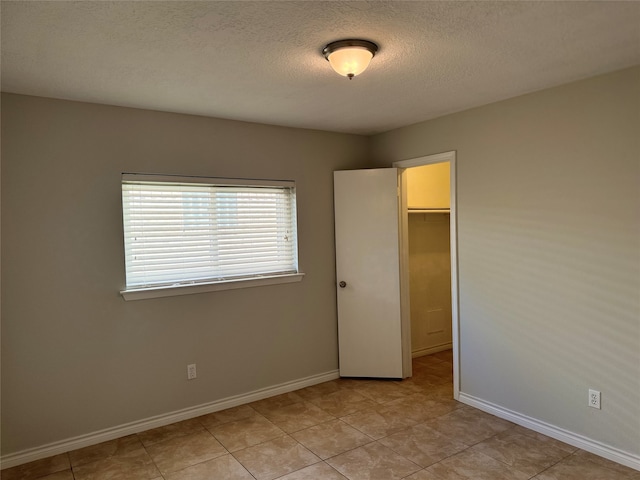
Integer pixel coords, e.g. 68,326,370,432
406,162,453,357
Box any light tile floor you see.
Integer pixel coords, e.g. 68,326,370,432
3,350,639,479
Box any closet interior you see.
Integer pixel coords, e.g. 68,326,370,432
406,162,453,358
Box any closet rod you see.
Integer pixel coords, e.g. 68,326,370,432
408,208,450,214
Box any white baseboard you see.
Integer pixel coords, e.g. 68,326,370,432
412,342,452,358
1,369,340,470
459,392,640,472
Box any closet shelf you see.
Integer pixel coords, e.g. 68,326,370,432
408,208,450,214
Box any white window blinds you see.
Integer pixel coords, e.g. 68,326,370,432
122,175,298,290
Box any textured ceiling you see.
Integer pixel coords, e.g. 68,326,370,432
2,1,639,135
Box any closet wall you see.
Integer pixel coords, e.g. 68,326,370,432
407,163,452,356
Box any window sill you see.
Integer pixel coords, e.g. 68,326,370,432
120,273,305,301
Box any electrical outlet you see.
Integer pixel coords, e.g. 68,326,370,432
187,363,197,380
588,389,601,409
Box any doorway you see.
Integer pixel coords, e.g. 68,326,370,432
393,152,460,399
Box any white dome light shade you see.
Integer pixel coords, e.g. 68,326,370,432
323,39,378,79
327,47,373,78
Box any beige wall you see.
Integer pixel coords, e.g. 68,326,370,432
406,162,450,210
372,66,640,456
408,213,452,355
0,94,370,454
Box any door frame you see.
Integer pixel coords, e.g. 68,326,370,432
393,151,460,400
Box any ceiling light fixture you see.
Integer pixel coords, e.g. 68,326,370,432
322,39,378,80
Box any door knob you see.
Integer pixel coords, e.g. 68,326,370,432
339,281,347,288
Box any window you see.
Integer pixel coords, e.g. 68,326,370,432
121,174,302,300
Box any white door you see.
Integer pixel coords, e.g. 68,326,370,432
334,168,406,378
